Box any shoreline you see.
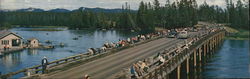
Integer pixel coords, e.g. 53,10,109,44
225,37,250,40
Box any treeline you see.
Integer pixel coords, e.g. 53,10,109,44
136,0,198,30
197,0,249,29
0,0,249,30
0,3,136,30
2,11,123,29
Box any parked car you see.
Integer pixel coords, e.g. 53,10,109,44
167,29,177,38
177,31,188,39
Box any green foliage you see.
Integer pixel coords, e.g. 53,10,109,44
199,0,249,29
1,0,248,30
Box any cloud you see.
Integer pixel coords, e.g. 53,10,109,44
24,0,30,3
0,0,240,10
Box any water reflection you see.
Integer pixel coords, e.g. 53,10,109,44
0,52,22,70
27,49,39,56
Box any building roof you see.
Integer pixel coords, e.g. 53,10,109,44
0,30,23,39
28,38,38,41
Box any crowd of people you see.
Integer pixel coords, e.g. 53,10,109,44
83,27,222,79
87,31,168,56
83,31,168,79
129,40,192,79
128,27,221,79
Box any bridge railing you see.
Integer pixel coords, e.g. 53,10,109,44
0,35,165,78
139,30,225,79
111,30,225,79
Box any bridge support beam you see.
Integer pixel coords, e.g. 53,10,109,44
177,65,181,79
194,49,197,67
207,42,209,54
213,37,216,52
199,48,202,62
212,38,215,53
216,36,218,47
204,44,207,57
186,58,190,75
209,39,213,54
215,36,217,48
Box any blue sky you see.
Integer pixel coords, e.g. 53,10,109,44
0,0,242,10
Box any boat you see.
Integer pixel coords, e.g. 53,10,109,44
43,45,55,49
73,37,79,40
45,40,52,44
59,43,65,47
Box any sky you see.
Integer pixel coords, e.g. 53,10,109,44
0,0,242,10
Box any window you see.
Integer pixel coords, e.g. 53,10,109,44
1,40,9,45
12,39,21,46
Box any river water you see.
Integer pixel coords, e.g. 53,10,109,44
201,39,250,78
0,28,249,78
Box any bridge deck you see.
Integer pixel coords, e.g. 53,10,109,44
42,31,203,79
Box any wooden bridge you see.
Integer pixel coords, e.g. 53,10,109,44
135,30,225,79
0,29,225,79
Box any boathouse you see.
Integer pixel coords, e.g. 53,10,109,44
0,31,23,50
27,38,39,48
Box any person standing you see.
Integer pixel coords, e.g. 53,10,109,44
41,56,48,74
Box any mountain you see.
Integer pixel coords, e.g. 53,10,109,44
1,7,136,13
15,7,45,12
47,8,71,12
72,7,125,13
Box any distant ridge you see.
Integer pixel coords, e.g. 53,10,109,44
48,8,71,12
0,7,137,13
15,7,45,12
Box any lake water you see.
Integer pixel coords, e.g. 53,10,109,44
201,39,250,78
0,28,249,78
0,28,141,76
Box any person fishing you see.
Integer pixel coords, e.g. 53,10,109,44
41,56,48,74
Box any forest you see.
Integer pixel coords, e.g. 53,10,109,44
0,0,249,30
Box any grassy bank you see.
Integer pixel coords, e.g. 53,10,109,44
224,26,249,40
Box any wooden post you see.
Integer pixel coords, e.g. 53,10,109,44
199,48,202,62
213,37,216,52
215,36,218,47
177,65,181,79
194,49,197,67
210,40,212,53
186,58,190,75
212,38,214,53
204,44,206,57
207,42,210,53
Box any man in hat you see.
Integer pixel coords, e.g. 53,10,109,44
41,56,48,74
